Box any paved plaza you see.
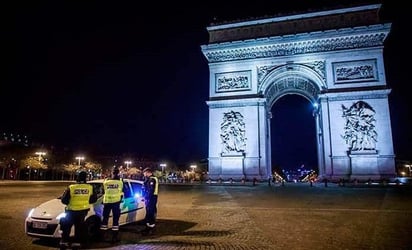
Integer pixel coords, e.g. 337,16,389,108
92,181,412,250
1,180,411,250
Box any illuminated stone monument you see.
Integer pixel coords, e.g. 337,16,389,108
201,4,396,181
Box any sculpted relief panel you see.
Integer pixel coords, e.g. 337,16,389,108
216,71,251,92
341,101,377,152
220,111,247,156
333,59,378,84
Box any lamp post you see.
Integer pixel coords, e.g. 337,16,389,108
160,163,167,173
124,161,132,169
27,165,31,181
35,151,46,162
190,164,197,183
75,156,85,166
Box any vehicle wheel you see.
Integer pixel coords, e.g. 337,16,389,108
84,216,101,241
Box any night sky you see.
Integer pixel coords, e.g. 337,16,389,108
2,1,409,168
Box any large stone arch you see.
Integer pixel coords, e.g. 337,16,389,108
261,64,324,178
261,64,324,106
202,4,396,182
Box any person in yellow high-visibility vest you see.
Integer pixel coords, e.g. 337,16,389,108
60,171,97,249
100,167,124,242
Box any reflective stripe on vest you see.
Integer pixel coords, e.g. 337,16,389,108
67,183,93,211
103,179,124,203
150,176,159,195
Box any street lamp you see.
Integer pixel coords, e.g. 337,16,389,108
75,156,85,166
27,165,31,181
160,163,167,173
124,161,132,168
35,151,46,162
190,164,197,183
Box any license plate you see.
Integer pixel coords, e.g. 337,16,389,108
32,221,48,229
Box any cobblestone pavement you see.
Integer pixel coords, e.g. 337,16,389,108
1,181,412,250
90,182,412,250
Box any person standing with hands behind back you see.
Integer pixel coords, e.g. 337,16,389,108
100,166,123,243
60,171,97,249
141,167,158,236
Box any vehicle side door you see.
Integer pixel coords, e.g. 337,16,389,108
119,180,138,225
129,181,146,221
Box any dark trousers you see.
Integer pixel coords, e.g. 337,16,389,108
60,209,89,243
102,201,121,227
145,195,158,226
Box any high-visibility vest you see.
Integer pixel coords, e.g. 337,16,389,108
67,183,93,211
150,176,159,195
103,179,124,203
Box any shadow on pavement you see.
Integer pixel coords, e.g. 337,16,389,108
30,219,213,249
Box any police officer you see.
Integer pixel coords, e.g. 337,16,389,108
60,171,97,249
141,167,158,236
100,166,124,242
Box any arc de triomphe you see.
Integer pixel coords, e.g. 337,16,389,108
201,4,396,182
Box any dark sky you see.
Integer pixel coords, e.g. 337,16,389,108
1,1,410,167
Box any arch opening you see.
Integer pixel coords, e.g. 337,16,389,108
270,94,318,182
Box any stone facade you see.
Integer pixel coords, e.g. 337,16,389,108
202,4,396,181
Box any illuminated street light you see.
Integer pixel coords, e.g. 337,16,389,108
160,163,167,173
190,164,197,183
75,156,85,166
27,165,31,181
124,161,132,168
35,151,46,162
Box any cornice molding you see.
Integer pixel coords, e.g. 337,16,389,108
202,26,389,63
319,89,391,101
206,98,266,108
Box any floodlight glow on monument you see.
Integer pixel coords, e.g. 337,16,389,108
202,4,396,181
